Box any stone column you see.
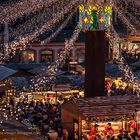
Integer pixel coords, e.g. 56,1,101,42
85,30,106,97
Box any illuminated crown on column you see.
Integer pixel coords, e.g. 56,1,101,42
79,0,112,30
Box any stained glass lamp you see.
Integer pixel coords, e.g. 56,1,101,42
79,1,112,30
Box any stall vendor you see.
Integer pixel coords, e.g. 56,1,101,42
88,124,99,140
105,123,114,136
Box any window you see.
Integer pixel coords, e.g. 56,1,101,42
76,48,85,63
40,50,53,63
21,50,35,63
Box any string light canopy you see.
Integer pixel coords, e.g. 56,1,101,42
0,0,139,93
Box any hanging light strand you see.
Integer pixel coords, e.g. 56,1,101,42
113,5,138,34
2,0,80,61
31,25,81,90
115,0,140,16
113,0,140,25
8,0,71,41
0,0,61,23
41,9,77,44
108,26,140,90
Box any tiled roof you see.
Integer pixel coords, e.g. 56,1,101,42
0,65,17,81
3,63,49,71
131,60,140,68
63,95,140,118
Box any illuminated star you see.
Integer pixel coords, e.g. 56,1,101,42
84,17,88,23
99,18,104,23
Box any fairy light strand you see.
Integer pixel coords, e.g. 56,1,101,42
113,5,137,34
2,0,80,61
0,0,60,23
31,25,81,90
108,26,140,90
8,0,71,41
41,9,77,44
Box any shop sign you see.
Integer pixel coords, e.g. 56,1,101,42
47,94,55,98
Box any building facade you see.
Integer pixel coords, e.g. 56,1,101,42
16,42,85,64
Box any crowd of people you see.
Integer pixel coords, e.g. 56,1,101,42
5,97,69,140
85,123,140,140
105,79,139,96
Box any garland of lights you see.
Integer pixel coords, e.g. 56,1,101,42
108,26,140,91
0,0,61,23
114,0,140,26
8,0,72,41
0,0,139,92
41,10,76,44
1,0,80,61
115,0,140,16
113,5,137,34
86,114,134,122
31,25,81,90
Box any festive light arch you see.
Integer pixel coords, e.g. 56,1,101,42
0,0,139,91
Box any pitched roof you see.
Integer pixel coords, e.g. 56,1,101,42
63,95,140,118
131,61,140,68
105,63,122,77
3,63,49,71
0,65,17,81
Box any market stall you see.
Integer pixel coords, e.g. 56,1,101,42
19,84,82,103
61,95,140,140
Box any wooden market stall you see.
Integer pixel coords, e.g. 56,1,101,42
61,95,140,140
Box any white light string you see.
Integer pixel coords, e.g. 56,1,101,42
2,0,80,61
31,25,81,90
8,0,71,41
114,0,140,25
41,9,76,44
115,0,140,16
108,26,140,91
0,0,60,23
113,5,138,34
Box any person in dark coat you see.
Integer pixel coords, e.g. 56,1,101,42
130,128,139,140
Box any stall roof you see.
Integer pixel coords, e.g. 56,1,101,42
29,66,66,76
0,65,17,81
29,66,48,75
131,61,140,68
135,70,140,78
63,96,140,118
0,86,10,92
52,84,70,91
105,63,122,77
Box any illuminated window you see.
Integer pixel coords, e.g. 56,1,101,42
40,50,53,63
76,48,85,63
21,50,35,63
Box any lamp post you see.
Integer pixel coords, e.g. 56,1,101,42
79,0,112,97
